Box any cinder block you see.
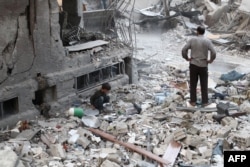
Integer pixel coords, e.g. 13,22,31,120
174,128,187,141
233,133,250,147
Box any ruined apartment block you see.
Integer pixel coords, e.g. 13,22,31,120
0,0,134,128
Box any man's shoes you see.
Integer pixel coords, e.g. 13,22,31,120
202,103,216,108
186,101,196,107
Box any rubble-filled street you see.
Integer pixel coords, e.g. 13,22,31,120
1,0,250,167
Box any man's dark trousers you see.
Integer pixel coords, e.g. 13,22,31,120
189,64,208,104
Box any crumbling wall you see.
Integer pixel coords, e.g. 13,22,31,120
0,0,66,126
0,0,132,128
0,0,65,87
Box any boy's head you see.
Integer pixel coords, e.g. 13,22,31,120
101,83,111,94
197,26,205,35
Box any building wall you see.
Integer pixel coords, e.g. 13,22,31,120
0,0,132,128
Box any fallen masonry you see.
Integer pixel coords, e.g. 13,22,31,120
1,0,250,167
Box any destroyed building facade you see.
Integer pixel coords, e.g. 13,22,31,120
0,0,134,128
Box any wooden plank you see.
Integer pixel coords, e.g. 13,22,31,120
89,128,171,165
163,141,181,167
66,40,109,52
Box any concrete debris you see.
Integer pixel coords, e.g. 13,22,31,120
81,116,101,128
101,159,120,167
2,0,250,167
50,144,66,159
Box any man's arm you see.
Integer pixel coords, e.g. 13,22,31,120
182,40,191,61
208,41,216,63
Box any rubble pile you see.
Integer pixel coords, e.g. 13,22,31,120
1,0,250,167
1,57,250,166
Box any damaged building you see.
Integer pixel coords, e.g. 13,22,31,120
0,0,135,128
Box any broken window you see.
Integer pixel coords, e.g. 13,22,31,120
75,62,125,91
76,74,89,90
88,71,101,86
0,97,19,119
32,86,57,106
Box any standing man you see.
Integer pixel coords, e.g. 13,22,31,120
182,26,216,107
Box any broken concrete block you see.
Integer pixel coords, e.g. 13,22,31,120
21,141,31,156
233,133,250,147
107,154,122,164
81,116,100,128
31,147,43,158
132,152,142,161
173,128,187,141
183,135,204,147
191,159,210,165
197,146,212,158
16,129,40,140
221,117,238,129
50,144,66,159
101,159,120,167
100,148,118,159
77,137,90,148
240,100,250,114
205,5,228,26
68,133,80,144
153,146,166,156
217,126,231,138
187,125,200,135
100,121,109,131
10,128,20,138
115,122,128,134
0,149,25,167
136,161,155,167
185,149,198,161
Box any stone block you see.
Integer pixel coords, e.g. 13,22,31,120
217,126,231,138
132,152,142,161
100,148,118,158
10,128,20,138
233,133,250,147
107,154,122,164
221,117,238,129
184,149,198,161
101,159,120,167
153,146,166,156
50,144,66,159
77,137,90,148
187,125,200,135
191,159,210,165
100,121,109,131
16,129,40,140
115,122,128,134
183,135,204,147
173,128,187,141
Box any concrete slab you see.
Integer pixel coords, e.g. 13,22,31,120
66,40,109,52
16,129,40,140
